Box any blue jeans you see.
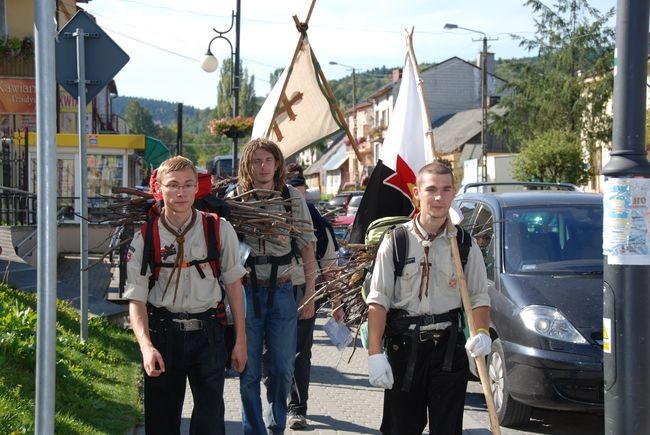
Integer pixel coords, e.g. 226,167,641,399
240,282,297,434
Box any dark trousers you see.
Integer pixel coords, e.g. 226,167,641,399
380,330,469,435
288,314,316,416
144,317,227,435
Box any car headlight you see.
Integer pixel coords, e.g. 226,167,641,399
519,305,587,344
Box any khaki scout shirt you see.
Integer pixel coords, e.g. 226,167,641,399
236,184,316,282
124,210,246,314
365,220,490,317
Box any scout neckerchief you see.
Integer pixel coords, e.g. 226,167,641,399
159,208,197,304
412,214,448,300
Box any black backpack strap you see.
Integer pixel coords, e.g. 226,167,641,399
455,224,471,270
205,213,220,278
392,225,409,280
140,218,154,277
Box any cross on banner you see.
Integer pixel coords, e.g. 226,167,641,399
272,91,304,141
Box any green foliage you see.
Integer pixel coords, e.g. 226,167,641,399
491,0,615,153
0,285,142,434
124,100,157,136
214,59,258,118
329,66,395,109
0,36,34,59
183,143,231,168
511,129,590,184
269,68,283,88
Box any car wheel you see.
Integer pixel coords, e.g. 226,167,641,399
488,339,532,427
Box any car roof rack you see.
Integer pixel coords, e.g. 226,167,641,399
460,182,579,193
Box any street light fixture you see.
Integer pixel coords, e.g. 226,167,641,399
203,0,241,175
444,23,490,182
329,61,357,141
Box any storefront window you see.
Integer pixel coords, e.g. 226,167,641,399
87,154,123,196
88,154,123,219
57,157,76,220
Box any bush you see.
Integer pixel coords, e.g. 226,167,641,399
0,285,142,434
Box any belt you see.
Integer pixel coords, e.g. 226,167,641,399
251,275,291,287
418,329,448,343
147,304,226,330
171,318,204,331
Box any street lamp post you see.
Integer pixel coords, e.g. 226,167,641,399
329,61,359,185
329,61,357,139
444,23,495,182
202,0,241,175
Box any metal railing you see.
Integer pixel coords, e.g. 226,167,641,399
0,186,36,225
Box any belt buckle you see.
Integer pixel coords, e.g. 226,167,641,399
419,330,442,343
173,318,203,331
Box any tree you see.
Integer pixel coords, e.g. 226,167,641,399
511,129,590,184
213,58,257,118
269,68,283,88
492,0,615,183
124,100,157,136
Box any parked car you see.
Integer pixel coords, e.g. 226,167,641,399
346,194,363,216
327,190,364,215
454,182,603,427
331,214,354,241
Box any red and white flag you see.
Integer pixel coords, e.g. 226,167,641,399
350,40,432,243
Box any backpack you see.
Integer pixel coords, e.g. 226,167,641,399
361,216,473,301
138,169,230,290
358,217,473,349
307,202,340,261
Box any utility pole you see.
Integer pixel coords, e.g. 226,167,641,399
602,0,650,433
480,35,488,182
176,102,183,156
201,0,241,175
232,0,241,175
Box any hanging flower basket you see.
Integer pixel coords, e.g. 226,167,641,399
208,116,254,138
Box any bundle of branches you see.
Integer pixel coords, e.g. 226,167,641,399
98,180,314,265
312,243,377,332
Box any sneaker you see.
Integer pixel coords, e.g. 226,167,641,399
288,414,307,430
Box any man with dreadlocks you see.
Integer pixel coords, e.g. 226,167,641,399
233,138,317,435
124,156,247,435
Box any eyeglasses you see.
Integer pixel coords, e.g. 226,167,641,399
160,183,197,192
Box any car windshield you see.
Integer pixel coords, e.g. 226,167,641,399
348,195,362,207
330,195,348,207
504,204,603,274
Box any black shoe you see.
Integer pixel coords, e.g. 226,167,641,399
288,414,307,430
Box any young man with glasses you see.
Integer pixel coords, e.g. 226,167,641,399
124,156,247,435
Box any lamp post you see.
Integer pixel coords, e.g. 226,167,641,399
329,61,357,140
329,61,359,185
202,0,241,175
444,23,493,182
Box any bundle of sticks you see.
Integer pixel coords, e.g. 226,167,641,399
96,177,313,268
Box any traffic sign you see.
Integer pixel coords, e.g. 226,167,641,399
55,10,129,101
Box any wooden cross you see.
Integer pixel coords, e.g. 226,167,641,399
271,91,303,141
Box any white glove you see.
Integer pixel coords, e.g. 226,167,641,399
465,331,492,358
368,353,394,389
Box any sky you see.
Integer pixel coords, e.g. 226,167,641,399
81,0,617,110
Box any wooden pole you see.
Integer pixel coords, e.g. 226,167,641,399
404,28,438,161
314,65,364,163
447,218,502,435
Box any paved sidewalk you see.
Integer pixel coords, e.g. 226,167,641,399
147,312,491,435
